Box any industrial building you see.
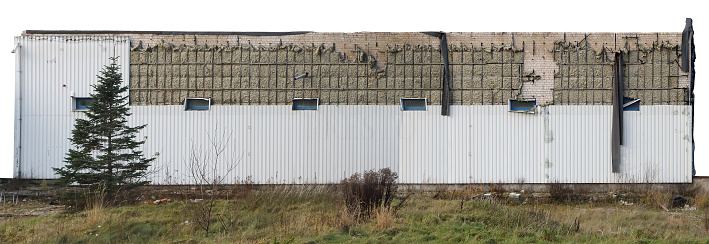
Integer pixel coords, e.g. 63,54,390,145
12,20,695,184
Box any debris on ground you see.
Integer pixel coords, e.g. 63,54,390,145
619,200,634,206
144,198,171,205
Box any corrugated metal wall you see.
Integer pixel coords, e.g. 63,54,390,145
14,37,693,184
548,106,692,183
131,105,400,184
133,105,693,184
13,36,131,178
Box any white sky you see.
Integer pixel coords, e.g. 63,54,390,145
1,0,706,178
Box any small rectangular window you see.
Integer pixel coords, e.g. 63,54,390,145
509,99,536,112
623,98,640,111
185,98,211,111
73,97,93,111
401,98,427,111
293,98,319,110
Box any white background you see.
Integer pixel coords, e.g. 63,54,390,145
0,0,706,178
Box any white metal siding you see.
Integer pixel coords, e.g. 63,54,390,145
398,106,545,184
131,105,691,184
13,36,130,178
547,106,692,183
131,105,400,184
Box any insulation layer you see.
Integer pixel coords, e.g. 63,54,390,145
553,41,687,105
129,43,525,106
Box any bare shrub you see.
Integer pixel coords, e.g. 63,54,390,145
694,194,709,209
645,190,672,211
547,181,575,203
673,183,698,197
489,182,506,195
184,130,241,237
431,185,450,199
340,168,398,219
230,176,255,199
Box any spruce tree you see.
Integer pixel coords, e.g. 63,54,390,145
54,57,154,190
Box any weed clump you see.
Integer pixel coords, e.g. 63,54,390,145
340,168,398,218
547,182,575,203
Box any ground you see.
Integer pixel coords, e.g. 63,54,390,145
2,181,709,243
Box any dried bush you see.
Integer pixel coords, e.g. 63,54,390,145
489,182,506,195
694,194,709,209
547,182,575,203
184,130,241,237
340,168,398,218
230,176,255,199
645,190,672,210
673,183,698,197
57,184,138,211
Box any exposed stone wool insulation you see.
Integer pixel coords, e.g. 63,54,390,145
78,31,687,107
553,41,687,105
129,42,525,106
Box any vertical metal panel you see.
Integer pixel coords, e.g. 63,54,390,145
398,106,544,184
548,106,611,183
14,36,130,179
129,105,401,184
12,43,22,178
621,106,693,183
548,105,692,183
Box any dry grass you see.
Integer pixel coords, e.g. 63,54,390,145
540,201,707,240
432,186,483,200
645,190,672,210
375,207,394,230
489,182,506,195
695,194,709,209
335,206,356,233
3,185,709,243
85,192,106,226
704,210,709,233
548,181,575,202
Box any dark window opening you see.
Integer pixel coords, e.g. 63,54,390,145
509,99,536,112
293,98,319,110
185,98,211,111
623,98,640,111
74,97,93,111
401,98,427,111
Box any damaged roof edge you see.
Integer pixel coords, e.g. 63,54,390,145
23,30,313,36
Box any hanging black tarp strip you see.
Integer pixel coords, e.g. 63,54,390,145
611,52,624,173
681,18,693,72
682,18,696,175
422,32,451,116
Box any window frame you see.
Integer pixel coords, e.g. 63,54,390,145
292,98,319,111
623,98,640,111
184,98,211,111
508,98,536,113
73,97,93,111
400,98,427,111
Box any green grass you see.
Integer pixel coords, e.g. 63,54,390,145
2,189,709,243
